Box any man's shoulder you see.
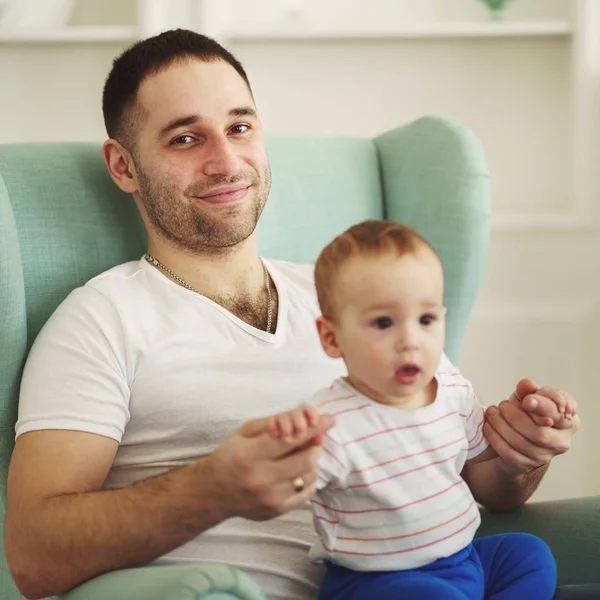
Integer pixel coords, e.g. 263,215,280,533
75,257,155,304
86,257,147,292
53,258,148,320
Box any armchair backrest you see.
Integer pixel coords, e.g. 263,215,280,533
0,115,490,599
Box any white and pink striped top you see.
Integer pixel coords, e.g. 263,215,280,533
308,354,487,572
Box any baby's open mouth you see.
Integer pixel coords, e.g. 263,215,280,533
395,364,421,384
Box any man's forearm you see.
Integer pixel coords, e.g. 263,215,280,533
464,457,549,511
7,458,226,599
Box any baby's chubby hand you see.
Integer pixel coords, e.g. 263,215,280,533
268,405,322,442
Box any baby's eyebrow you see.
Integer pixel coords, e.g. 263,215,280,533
420,301,444,309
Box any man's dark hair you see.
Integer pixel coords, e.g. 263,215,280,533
102,28,251,149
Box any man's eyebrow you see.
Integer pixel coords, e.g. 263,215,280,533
229,106,258,119
158,115,201,139
157,106,258,140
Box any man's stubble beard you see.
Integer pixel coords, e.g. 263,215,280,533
135,160,272,255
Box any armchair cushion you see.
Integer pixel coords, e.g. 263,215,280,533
61,564,266,600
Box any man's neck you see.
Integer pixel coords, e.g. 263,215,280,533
146,234,265,301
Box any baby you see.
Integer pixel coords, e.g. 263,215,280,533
270,220,575,600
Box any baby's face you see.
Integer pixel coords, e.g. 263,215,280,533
331,250,446,406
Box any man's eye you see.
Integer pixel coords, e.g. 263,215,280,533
171,135,195,145
373,317,393,329
230,123,250,135
420,314,436,326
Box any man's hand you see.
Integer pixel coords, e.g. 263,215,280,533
206,411,333,521
484,379,580,476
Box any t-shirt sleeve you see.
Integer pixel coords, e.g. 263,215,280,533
16,286,131,442
438,353,488,460
316,431,349,491
307,391,350,490
460,384,488,461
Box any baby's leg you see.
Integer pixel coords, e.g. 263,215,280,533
474,533,557,600
318,563,473,600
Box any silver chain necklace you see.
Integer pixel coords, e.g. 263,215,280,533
144,253,272,333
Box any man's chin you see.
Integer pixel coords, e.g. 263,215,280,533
188,222,259,252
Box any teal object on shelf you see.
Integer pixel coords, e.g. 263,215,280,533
1,116,598,599
478,0,515,20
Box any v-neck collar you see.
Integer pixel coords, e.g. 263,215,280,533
140,256,286,344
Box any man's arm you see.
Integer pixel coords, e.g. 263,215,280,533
462,458,548,511
5,416,331,600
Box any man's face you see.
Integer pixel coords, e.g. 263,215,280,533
130,59,271,253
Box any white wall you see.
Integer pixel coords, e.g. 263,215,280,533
1,0,598,501
240,37,572,222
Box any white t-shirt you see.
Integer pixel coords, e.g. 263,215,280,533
308,362,487,571
16,257,347,600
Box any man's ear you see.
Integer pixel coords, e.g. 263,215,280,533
316,316,343,359
102,139,138,194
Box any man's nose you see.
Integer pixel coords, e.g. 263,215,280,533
202,135,241,177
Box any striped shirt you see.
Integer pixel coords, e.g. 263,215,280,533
308,355,487,571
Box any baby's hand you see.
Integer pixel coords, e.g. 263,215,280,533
268,405,320,440
515,380,577,427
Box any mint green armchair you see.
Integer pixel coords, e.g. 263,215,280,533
1,116,598,599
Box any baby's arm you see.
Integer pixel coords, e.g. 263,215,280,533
466,444,497,466
460,386,499,467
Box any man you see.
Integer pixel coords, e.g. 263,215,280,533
4,29,579,600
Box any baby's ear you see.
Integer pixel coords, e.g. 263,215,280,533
316,316,343,359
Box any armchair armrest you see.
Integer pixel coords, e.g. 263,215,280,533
61,564,266,600
478,495,600,586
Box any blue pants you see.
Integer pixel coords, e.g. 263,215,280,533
319,533,557,600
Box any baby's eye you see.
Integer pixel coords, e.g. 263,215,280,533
373,317,393,329
420,314,436,326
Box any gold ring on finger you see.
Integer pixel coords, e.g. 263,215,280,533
292,476,305,493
